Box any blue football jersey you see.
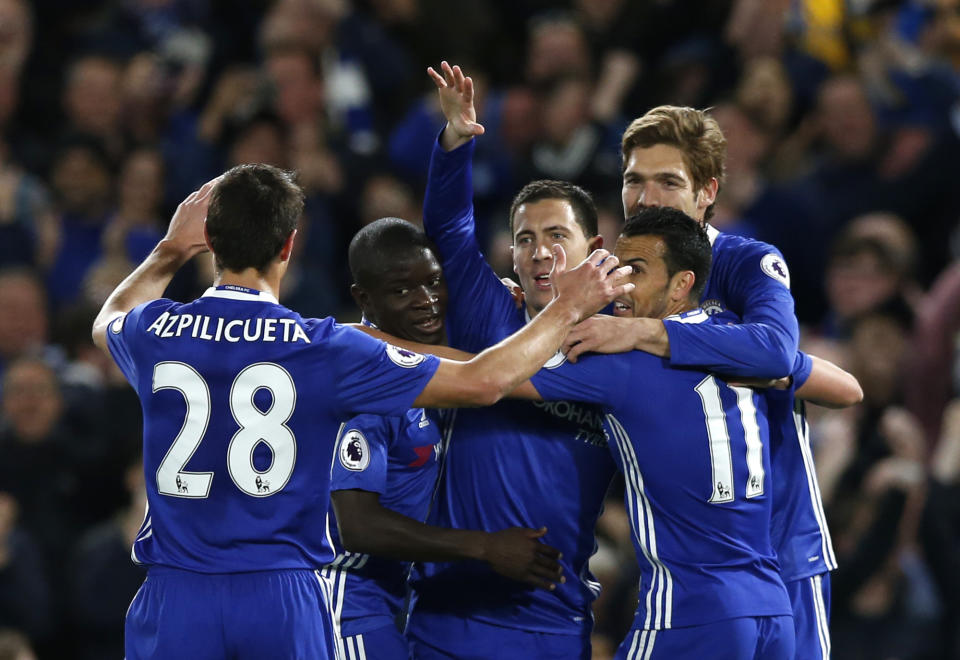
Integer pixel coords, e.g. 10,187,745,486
665,227,799,378
411,137,617,636
531,311,792,630
323,408,442,635
106,286,440,573
682,228,837,581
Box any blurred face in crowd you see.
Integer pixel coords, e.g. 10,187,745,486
64,57,123,136
542,78,590,145
0,0,32,72
621,143,716,223
2,359,62,443
0,272,48,360
526,18,590,83
354,248,448,346
826,246,900,320
266,51,324,126
229,120,287,168
818,76,876,161
849,314,907,407
511,198,600,315
51,145,113,217
118,149,164,219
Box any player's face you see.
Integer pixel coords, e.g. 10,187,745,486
621,144,709,223
365,248,448,345
612,234,674,319
511,198,600,316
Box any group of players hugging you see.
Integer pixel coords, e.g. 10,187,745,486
91,62,860,659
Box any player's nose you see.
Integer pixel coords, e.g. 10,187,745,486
533,241,552,261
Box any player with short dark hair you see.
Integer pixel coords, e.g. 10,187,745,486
563,105,862,660
514,205,796,658
399,61,617,660
91,164,632,659
325,218,565,659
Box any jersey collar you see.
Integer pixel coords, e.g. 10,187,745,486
202,286,279,304
664,308,709,324
704,223,719,246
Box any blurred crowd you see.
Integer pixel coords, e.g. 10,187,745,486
1,0,960,658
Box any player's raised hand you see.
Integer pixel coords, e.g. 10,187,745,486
164,176,221,258
550,246,634,323
561,315,641,362
427,61,485,151
481,527,564,591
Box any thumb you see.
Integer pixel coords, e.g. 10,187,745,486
551,244,566,276
469,121,486,136
530,526,548,539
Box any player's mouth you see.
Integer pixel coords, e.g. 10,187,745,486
532,273,552,290
613,298,633,317
412,314,443,333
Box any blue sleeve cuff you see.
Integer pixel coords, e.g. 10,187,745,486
791,351,813,389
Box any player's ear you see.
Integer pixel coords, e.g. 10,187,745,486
587,234,603,251
279,230,297,263
350,283,370,312
671,270,696,301
696,178,719,212
203,223,214,253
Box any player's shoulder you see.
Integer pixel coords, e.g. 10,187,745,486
341,411,398,438
712,230,790,289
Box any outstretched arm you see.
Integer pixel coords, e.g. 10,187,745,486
92,179,217,351
795,354,863,409
332,490,562,590
413,247,631,408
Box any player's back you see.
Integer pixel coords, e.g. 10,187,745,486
108,286,439,573
531,329,791,630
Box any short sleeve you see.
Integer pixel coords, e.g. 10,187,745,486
330,415,393,495
791,351,814,389
530,352,629,409
105,299,176,386
330,325,441,418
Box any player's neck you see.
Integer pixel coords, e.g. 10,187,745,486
214,266,282,300
662,300,696,319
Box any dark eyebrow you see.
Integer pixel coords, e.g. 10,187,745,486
625,257,648,266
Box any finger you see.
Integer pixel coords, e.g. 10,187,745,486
427,67,446,88
608,265,633,283
566,341,587,363
611,283,636,299
441,60,455,85
533,554,562,573
550,244,566,275
586,248,611,267
452,65,466,92
530,562,562,581
522,575,557,591
463,76,474,103
529,526,548,539
600,254,620,274
534,541,560,560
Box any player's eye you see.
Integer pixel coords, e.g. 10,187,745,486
395,288,410,296
551,233,566,240
429,277,441,288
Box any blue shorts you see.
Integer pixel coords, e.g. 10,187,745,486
339,623,409,659
786,573,831,659
408,613,590,660
125,567,337,660
615,616,795,660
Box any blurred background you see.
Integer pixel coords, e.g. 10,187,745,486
0,0,959,658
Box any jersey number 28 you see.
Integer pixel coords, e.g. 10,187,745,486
152,361,297,498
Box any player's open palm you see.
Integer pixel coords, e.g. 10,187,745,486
427,61,485,142
165,177,220,258
482,527,564,591
551,246,634,323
